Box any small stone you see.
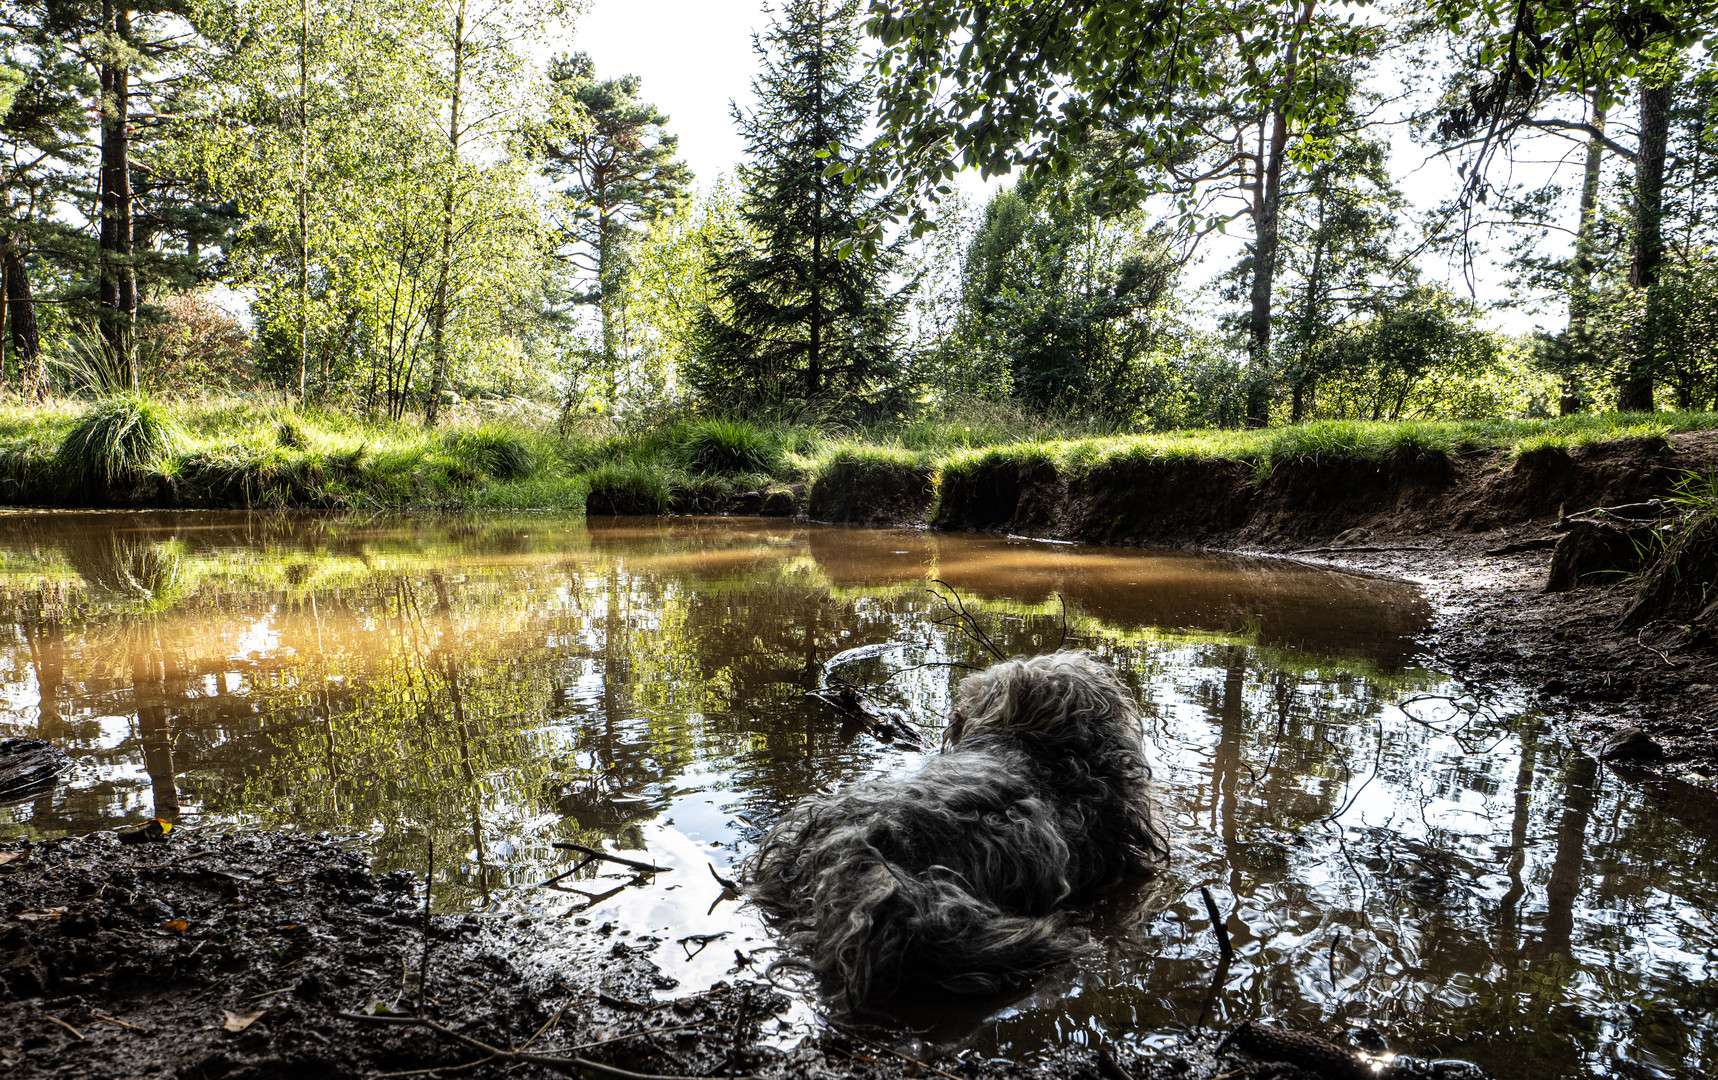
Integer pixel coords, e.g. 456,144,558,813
1598,727,1662,761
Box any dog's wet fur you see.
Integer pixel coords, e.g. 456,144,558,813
743,651,1169,1011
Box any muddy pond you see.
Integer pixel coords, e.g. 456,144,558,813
1,511,1714,1079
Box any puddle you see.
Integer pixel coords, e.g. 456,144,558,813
1,511,1713,1079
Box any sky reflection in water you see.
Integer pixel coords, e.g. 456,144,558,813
0,511,1713,1079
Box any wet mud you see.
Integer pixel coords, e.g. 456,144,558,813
1,831,1253,1080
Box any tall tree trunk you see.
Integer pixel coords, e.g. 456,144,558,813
1291,228,1326,424
1243,0,1314,429
5,241,43,401
296,0,310,401
1244,108,1287,428
424,0,466,429
99,4,136,382
597,179,618,406
1561,97,1607,415
806,9,824,400
1618,80,1671,413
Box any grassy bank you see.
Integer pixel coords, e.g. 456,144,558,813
1,396,1715,513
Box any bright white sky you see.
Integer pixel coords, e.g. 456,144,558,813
573,0,1569,337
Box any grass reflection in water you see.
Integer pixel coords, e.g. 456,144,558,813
0,511,1712,1079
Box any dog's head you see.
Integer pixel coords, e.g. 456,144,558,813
945,650,1141,749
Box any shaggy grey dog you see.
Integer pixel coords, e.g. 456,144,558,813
743,650,1168,1011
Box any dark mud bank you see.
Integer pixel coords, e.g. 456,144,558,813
808,431,1718,789
0,831,1247,1080
811,435,1693,545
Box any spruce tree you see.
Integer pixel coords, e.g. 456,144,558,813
691,0,906,413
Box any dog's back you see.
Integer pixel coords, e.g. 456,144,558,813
744,652,1167,1009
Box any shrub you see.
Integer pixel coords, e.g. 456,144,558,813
678,418,780,475
137,292,255,391
442,426,538,481
584,461,670,515
55,396,187,488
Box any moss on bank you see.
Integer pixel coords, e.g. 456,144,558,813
1,397,1716,515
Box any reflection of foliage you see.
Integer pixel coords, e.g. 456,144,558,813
60,534,188,609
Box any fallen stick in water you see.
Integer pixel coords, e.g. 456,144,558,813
1200,886,1234,963
550,841,669,875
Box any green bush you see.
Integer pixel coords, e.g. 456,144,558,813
55,396,187,488
678,418,780,475
584,461,670,515
442,426,539,481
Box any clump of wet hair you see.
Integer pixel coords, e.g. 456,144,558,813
742,650,1168,1012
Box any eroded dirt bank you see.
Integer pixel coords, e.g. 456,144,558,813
2,832,1253,1080
808,431,1718,787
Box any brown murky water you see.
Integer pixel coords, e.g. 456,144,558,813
1,511,1714,1079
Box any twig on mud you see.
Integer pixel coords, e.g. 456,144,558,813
368,1055,498,1079
597,992,662,1012
1635,628,1680,667
567,1020,716,1052
679,931,728,959
1199,887,1234,963
829,1024,964,1080
550,841,668,875
42,1014,83,1040
708,863,739,892
338,1011,736,1080
1096,1045,1137,1080
1289,545,1432,555
521,997,576,1051
1485,536,1562,555
89,1011,150,1034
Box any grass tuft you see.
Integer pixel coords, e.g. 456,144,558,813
275,412,311,449
584,461,670,515
442,425,539,481
55,395,187,489
677,418,780,475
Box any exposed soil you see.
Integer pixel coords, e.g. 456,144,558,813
1,831,1277,1080
809,431,1718,790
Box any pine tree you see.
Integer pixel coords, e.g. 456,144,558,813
540,53,692,407
691,0,907,413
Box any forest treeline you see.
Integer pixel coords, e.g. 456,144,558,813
0,0,1713,431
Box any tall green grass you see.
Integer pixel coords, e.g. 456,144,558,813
3,394,1718,512
441,425,539,481
55,396,187,488
676,417,781,474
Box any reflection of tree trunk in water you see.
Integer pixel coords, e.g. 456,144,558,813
26,606,65,740
1212,649,1246,847
1212,649,1248,956
800,601,820,690
132,628,179,822
431,572,485,904
1495,724,1540,962
1539,754,1599,961
601,564,622,773
312,595,338,816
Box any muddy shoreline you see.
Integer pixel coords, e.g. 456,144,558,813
0,832,1241,1080
804,429,1718,791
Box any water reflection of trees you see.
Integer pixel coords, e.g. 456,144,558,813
2,514,1717,1076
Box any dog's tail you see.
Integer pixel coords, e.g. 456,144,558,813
747,843,1093,1008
